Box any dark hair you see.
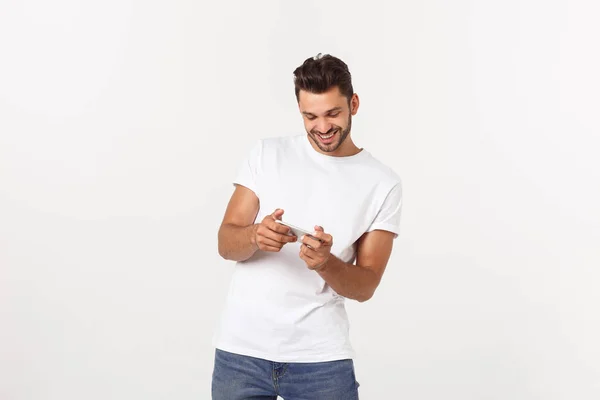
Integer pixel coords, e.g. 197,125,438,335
293,53,354,103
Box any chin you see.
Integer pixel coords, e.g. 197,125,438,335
312,137,338,152
323,142,341,152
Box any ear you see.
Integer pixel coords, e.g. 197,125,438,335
350,93,360,115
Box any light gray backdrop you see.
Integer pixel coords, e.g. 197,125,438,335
1,0,599,399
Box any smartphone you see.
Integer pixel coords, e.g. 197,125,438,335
275,220,315,239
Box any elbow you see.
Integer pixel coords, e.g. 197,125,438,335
356,289,375,303
217,234,229,260
217,239,247,262
356,281,380,302
217,241,232,261
357,275,383,302
357,295,372,303
217,226,233,260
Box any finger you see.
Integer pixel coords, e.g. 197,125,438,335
266,219,294,235
301,235,322,249
299,247,313,262
261,244,283,252
263,227,297,243
299,249,308,263
259,236,285,249
271,208,284,220
300,244,316,259
310,230,332,245
257,224,293,243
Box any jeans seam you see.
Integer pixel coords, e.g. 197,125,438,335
272,363,280,395
278,363,289,379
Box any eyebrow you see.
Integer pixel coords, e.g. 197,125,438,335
302,107,343,117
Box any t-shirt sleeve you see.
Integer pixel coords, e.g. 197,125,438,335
232,139,262,196
366,181,403,238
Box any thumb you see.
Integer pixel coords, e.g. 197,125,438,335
314,225,324,232
272,208,284,220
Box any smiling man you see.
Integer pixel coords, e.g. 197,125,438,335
212,53,403,400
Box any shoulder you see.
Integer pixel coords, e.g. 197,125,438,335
361,151,402,189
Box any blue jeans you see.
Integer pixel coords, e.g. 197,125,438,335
211,349,360,400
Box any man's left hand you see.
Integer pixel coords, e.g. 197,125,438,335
299,226,333,271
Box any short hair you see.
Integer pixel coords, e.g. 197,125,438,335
293,53,354,103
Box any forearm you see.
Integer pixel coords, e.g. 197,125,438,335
316,255,380,302
218,223,259,262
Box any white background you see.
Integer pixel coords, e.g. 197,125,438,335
1,0,599,399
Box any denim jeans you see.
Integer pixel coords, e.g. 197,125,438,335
211,349,360,400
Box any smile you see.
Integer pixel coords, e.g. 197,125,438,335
316,130,337,144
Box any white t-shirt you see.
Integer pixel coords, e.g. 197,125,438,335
213,134,402,363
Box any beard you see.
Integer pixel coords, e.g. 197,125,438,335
308,115,352,153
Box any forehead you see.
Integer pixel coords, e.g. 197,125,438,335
298,86,348,113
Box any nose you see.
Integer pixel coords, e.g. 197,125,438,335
314,118,331,134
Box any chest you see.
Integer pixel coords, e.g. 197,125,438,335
255,160,378,255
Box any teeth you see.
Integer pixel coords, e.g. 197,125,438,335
319,133,334,139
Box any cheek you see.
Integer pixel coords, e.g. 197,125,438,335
332,118,346,128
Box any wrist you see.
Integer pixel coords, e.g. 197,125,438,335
314,255,332,272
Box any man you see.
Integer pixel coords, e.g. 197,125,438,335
212,53,402,400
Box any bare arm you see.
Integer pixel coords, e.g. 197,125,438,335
218,184,296,262
217,185,260,261
301,229,395,302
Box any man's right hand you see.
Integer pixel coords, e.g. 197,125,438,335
253,209,297,252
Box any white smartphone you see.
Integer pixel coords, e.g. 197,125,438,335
275,220,315,239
